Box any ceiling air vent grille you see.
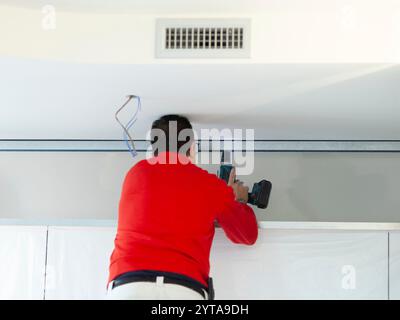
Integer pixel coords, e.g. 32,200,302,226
156,19,251,58
165,27,244,50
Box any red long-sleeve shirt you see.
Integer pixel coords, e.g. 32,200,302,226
108,152,258,287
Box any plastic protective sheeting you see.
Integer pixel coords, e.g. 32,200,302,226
210,229,388,299
43,226,389,299
389,231,400,299
45,226,115,299
0,226,47,299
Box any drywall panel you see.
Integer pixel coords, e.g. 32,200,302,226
210,229,388,299
0,226,47,299
1,152,400,223
389,231,400,299
0,152,136,220
45,226,115,300
247,152,400,222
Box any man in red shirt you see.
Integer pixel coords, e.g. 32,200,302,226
107,115,258,300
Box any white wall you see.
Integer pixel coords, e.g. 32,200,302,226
248,152,400,222
0,226,47,299
1,152,400,223
0,152,135,220
1,1,399,64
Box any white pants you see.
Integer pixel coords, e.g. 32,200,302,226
107,276,207,300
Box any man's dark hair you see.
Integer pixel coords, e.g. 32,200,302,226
151,114,194,156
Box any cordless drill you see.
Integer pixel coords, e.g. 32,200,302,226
218,164,272,209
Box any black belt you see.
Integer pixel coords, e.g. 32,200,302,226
111,270,214,300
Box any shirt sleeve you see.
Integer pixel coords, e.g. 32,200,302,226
215,181,259,245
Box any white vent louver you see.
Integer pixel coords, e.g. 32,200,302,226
156,19,251,58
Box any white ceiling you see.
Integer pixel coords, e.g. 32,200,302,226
0,57,399,140
0,0,390,14
0,0,273,13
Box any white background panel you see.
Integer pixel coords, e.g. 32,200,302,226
389,231,400,299
0,226,47,299
210,229,388,299
45,226,116,299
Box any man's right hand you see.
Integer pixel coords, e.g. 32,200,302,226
228,167,249,203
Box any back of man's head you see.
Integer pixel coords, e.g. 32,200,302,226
151,114,194,156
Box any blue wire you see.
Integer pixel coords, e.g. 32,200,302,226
122,96,141,158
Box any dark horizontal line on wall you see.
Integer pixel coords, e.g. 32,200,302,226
2,139,400,142
1,140,400,152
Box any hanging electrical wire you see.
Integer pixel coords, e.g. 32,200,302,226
115,95,141,158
